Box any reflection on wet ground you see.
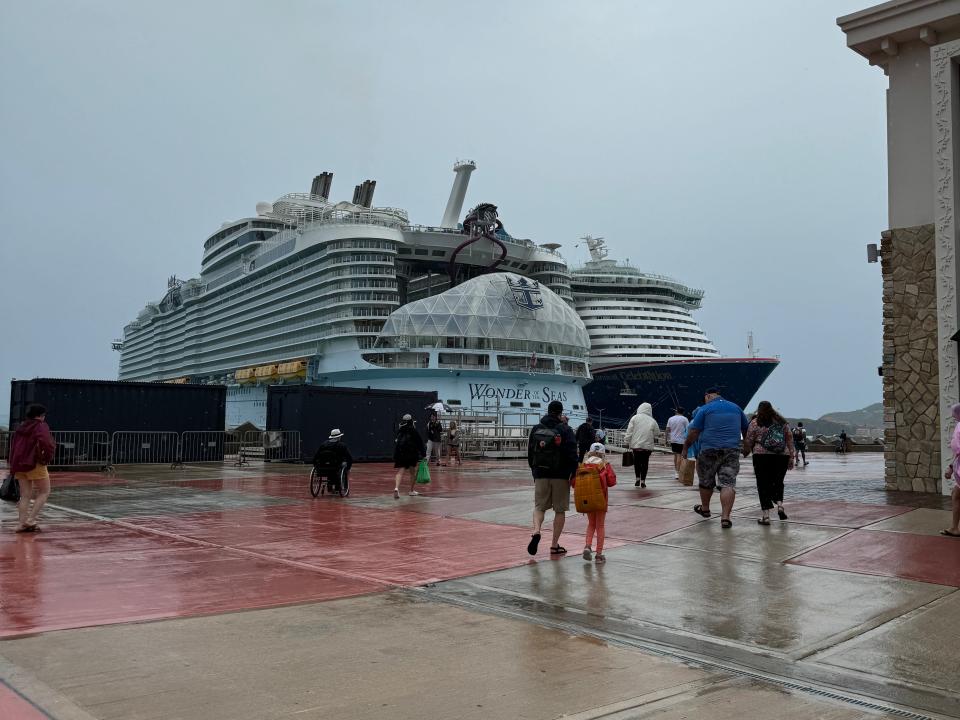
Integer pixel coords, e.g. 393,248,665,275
0,451,956,719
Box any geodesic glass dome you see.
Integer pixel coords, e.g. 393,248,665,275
377,273,590,356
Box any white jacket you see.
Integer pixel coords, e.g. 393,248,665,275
623,403,659,450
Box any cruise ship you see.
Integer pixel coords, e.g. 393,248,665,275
572,236,778,427
116,163,592,427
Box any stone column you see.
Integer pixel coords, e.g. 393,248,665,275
881,225,941,492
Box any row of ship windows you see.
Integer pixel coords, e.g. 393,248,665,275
322,239,397,251
592,344,718,351
579,303,692,315
586,324,705,334
580,314,698,326
123,306,390,360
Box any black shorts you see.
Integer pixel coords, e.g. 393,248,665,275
670,443,683,455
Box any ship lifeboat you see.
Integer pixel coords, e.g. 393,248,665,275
253,364,279,382
235,367,255,384
277,360,307,380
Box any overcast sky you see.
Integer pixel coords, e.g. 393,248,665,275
0,0,887,424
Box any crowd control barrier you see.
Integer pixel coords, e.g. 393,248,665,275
240,430,301,464
111,431,181,465
179,430,243,465
52,431,112,469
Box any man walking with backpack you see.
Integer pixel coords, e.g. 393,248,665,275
527,400,579,556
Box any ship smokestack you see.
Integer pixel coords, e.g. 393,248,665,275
441,160,476,229
310,172,333,199
352,179,376,208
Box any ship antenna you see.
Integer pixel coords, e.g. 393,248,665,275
576,235,607,262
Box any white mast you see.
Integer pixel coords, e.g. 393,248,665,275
440,160,476,228
579,235,608,261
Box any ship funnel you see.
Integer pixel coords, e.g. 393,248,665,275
310,172,333,199
441,160,476,228
352,179,376,208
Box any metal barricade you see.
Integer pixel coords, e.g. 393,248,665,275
238,430,265,465
179,430,241,465
111,431,181,465
239,430,301,464
263,430,301,463
51,431,112,469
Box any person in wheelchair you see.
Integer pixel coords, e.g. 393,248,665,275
312,428,353,493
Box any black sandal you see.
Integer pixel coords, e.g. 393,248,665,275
694,504,711,518
777,508,788,520
527,533,541,555
757,518,771,526
550,546,567,555
721,519,733,529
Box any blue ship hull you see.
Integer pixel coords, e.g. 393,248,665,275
583,358,779,428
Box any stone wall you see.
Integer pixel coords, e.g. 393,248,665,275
880,225,941,492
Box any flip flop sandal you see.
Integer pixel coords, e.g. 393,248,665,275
721,519,733,529
527,533,541,555
777,508,788,520
550,546,567,555
757,518,771,525
940,529,960,538
694,504,711,518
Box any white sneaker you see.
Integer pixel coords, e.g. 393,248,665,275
408,490,420,496
393,488,400,499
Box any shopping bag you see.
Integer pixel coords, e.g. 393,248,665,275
0,474,20,503
622,451,634,468
679,458,696,486
574,464,607,513
415,459,431,484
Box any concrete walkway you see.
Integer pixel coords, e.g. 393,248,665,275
1,453,956,719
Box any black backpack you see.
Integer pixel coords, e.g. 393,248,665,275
531,425,564,476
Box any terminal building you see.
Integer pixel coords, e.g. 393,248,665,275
839,0,960,494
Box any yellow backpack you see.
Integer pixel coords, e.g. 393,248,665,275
574,463,607,513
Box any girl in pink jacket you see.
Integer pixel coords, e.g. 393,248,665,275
579,442,617,563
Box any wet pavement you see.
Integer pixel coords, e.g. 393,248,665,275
0,452,957,719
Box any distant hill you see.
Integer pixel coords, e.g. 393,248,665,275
783,402,884,438
820,403,884,430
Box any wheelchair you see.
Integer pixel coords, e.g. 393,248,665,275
310,461,350,498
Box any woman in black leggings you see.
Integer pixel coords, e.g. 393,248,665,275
742,401,795,524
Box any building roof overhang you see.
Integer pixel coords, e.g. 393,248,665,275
838,0,960,71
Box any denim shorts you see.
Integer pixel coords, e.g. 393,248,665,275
696,448,740,489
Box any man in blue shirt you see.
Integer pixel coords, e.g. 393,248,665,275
681,387,750,528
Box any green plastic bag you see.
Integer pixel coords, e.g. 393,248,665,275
415,458,431,484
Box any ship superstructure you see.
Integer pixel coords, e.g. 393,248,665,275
570,237,777,426
117,164,590,427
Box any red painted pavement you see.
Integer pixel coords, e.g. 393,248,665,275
0,521,382,638
0,683,50,720
788,530,960,587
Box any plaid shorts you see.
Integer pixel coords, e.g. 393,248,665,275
696,448,740,490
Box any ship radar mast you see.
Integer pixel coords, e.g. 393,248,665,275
578,235,608,262
747,331,759,358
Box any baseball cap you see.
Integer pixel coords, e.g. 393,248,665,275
589,442,605,452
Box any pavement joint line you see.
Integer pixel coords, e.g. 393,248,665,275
548,677,726,720
778,527,858,564
0,655,99,720
423,583,957,720
803,587,960,664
